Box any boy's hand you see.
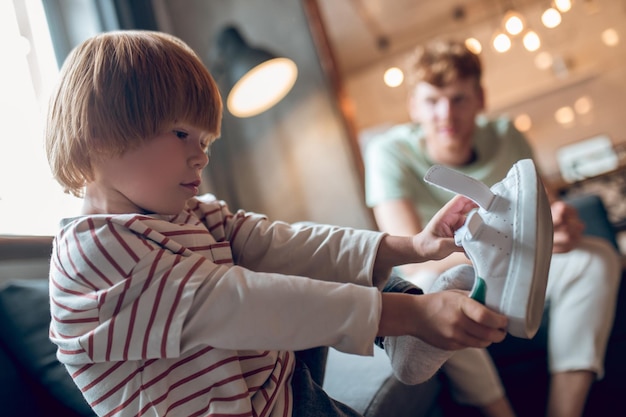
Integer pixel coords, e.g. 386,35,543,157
416,291,508,350
379,291,508,351
413,195,477,261
371,195,476,287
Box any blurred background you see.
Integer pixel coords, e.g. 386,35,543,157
2,0,625,251
317,0,626,186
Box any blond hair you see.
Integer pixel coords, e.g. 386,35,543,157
406,39,482,90
45,30,223,197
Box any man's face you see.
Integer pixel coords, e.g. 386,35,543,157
408,77,485,153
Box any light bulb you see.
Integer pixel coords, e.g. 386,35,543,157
383,67,404,87
465,37,482,54
523,31,541,51
493,33,512,53
504,11,525,35
227,57,298,117
514,114,532,132
542,8,562,28
554,0,572,13
575,96,593,114
602,28,619,46
535,51,553,70
555,106,575,125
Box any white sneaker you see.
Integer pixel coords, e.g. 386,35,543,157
424,159,553,339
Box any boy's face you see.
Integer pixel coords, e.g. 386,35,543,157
87,123,216,215
408,77,484,158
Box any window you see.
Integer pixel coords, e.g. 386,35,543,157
0,0,82,235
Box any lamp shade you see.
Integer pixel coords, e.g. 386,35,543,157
216,26,297,118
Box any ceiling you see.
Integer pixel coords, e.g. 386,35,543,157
315,0,617,76
312,0,626,178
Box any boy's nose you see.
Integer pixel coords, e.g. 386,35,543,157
190,149,209,169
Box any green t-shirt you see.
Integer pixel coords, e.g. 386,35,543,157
364,116,535,223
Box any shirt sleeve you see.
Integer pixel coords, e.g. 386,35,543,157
181,264,381,356
50,213,385,366
194,194,386,289
231,219,385,288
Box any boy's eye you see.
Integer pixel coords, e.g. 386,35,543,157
174,130,188,139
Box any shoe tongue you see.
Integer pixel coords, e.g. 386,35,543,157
424,165,495,209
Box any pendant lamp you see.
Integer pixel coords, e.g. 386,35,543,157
214,26,298,118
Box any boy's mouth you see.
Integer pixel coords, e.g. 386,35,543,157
181,180,201,194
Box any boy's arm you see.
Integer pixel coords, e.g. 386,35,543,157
197,195,384,288
51,216,385,363
227,214,384,288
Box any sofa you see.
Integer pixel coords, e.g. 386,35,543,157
0,193,624,417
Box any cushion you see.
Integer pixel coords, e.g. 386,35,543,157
0,341,41,416
0,279,96,417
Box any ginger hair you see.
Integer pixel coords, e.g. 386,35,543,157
45,30,223,197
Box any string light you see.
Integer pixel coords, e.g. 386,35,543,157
574,96,593,115
534,51,553,70
555,106,575,125
554,0,572,13
523,30,541,51
503,10,525,36
514,113,532,132
602,28,619,46
465,37,482,54
542,8,562,28
383,67,404,87
493,32,512,52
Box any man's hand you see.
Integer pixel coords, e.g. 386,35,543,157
551,201,584,253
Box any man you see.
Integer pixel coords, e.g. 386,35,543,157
364,39,622,417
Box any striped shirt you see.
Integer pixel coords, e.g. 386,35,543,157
49,194,383,417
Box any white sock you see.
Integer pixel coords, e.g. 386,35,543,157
383,265,477,385
429,264,476,293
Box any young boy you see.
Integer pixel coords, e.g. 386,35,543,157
45,31,508,417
